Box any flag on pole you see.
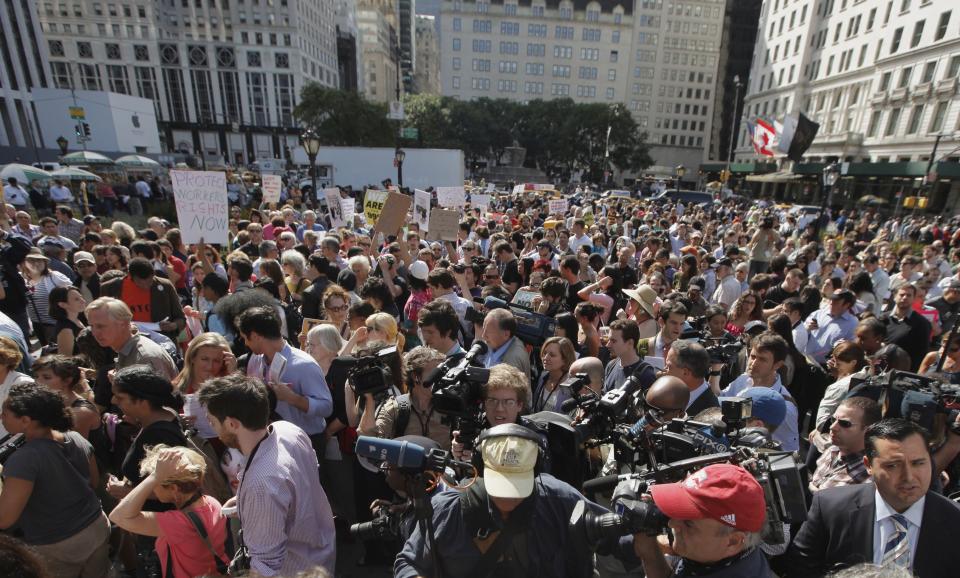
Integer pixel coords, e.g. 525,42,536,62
752,118,776,157
776,112,820,162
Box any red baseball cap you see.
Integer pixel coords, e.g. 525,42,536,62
649,464,765,532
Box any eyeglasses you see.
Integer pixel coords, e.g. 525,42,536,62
832,417,859,429
484,398,518,409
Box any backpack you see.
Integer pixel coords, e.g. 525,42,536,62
393,394,412,438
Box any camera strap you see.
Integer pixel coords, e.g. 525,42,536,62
462,480,534,578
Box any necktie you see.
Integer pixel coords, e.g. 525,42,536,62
881,514,910,568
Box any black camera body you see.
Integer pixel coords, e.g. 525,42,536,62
0,433,25,465
849,370,960,434
350,507,402,541
430,342,490,450
345,345,399,396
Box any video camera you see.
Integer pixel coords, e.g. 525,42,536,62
472,296,557,347
0,433,24,465
679,324,744,366
848,370,960,435
350,506,403,541
342,345,399,396
570,447,807,549
429,341,490,450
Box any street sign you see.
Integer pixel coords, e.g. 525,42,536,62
400,127,418,139
387,101,405,120
69,106,85,120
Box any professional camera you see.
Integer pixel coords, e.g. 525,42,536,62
350,507,402,541
482,296,557,347
343,345,399,396
571,447,808,549
848,370,960,434
677,327,744,366
430,341,490,449
0,433,25,465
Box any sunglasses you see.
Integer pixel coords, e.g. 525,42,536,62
832,417,859,429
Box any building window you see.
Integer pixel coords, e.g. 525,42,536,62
452,57,461,70
246,72,269,125
929,101,948,132
879,71,891,91
274,73,295,126
106,44,122,60
608,68,616,81
107,64,130,94
163,68,188,122
49,40,64,57
890,27,903,53
898,66,911,88
906,105,924,134
884,108,901,136
921,61,936,83
452,76,460,89
453,17,461,31
867,111,881,137
134,45,150,61
135,67,160,118
910,20,924,48
527,43,544,57
453,38,460,51
935,11,951,41
77,42,93,58
247,51,261,67
275,53,289,68
52,61,72,89
79,63,101,90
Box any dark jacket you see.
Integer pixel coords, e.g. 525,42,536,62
300,276,332,321
100,275,185,335
686,386,720,418
786,482,960,577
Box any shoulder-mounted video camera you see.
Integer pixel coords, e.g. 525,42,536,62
343,345,399,396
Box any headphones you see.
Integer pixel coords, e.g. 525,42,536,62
475,423,546,476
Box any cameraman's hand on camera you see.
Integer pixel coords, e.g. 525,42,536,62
451,430,472,462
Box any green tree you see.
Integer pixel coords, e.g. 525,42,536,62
294,83,395,147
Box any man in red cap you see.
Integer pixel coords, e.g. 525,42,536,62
632,463,771,577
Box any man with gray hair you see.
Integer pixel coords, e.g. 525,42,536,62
664,340,719,416
85,297,177,380
479,308,531,380
296,210,324,241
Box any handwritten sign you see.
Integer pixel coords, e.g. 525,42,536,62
170,170,228,245
427,208,460,242
548,199,568,215
471,193,491,210
324,188,345,228
436,186,466,208
262,174,282,204
512,184,525,194
372,191,413,238
363,190,388,225
414,189,431,232
340,193,355,227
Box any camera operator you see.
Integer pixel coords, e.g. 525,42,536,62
417,300,466,358
450,363,531,462
703,305,737,344
603,319,656,394
631,463,771,577
367,346,452,449
479,308,531,379
721,332,799,452
663,341,719,416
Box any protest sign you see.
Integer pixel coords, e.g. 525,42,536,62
512,184,525,194
414,189,431,231
427,208,460,241
261,174,282,204
471,193,491,210
363,190,389,225
372,191,413,238
548,199,568,215
584,209,595,227
486,182,495,192
324,188,345,228
535,183,554,191
340,194,355,227
170,170,228,245
436,186,466,208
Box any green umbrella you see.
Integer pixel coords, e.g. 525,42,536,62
52,167,102,182
0,163,52,184
115,154,160,167
60,151,116,166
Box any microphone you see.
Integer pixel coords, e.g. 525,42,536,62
464,340,489,364
560,397,581,414
582,473,641,494
355,436,428,469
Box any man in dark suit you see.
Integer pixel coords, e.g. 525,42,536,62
664,341,720,417
787,418,960,577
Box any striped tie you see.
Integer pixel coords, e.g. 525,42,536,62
881,513,910,568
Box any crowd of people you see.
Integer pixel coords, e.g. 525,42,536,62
0,175,959,578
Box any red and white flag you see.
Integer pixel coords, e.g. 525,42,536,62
752,118,776,157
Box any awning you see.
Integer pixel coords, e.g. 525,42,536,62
745,170,803,183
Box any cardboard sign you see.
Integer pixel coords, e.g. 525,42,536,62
512,184,524,194
471,193,491,210
324,188,345,228
340,194,355,228
548,199,568,215
262,174,282,204
427,208,460,241
363,190,389,225
414,189,431,232
170,170,229,244
372,191,413,238
436,186,466,208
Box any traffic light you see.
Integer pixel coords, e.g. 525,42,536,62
82,123,91,137
75,124,83,137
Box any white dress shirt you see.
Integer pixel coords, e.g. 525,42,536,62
872,491,924,567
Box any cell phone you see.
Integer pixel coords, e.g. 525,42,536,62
221,505,238,517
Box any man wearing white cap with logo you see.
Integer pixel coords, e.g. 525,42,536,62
396,423,648,577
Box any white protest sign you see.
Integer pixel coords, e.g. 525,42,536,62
512,184,525,194
486,182,495,192
414,189,431,232
548,199,568,215
324,188,345,228
535,183,554,191
436,186,466,208
471,193,491,210
261,174,282,204
170,170,229,245
427,208,460,241
339,194,355,227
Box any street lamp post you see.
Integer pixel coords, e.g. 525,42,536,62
300,129,321,208
816,162,840,239
726,75,743,190
675,164,686,189
395,148,406,190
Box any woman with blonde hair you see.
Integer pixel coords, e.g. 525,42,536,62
347,311,405,354
109,445,229,578
173,333,236,454
532,336,577,413
0,336,32,437
282,250,309,304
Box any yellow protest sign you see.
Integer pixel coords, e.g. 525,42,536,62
363,190,389,224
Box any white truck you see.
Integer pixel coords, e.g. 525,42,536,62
290,146,464,190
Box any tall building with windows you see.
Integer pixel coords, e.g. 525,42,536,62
736,0,960,165
0,0,52,159
38,0,339,164
415,15,442,93
399,0,417,93
438,0,729,170
358,0,401,102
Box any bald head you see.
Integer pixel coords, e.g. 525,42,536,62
646,375,690,418
569,357,604,394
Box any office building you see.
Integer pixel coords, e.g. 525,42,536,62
415,15,442,93
358,0,401,102
399,0,417,93
0,0,52,163
336,0,362,92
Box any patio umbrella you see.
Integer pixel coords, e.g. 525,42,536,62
858,194,887,205
60,151,115,166
115,154,160,168
52,167,102,182
0,163,52,184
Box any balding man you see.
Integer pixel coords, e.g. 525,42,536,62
85,297,177,380
480,308,531,379
628,375,690,437
569,357,604,396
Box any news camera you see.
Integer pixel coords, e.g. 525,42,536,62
0,433,24,465
429,341,491,450
481,296,558,347
350,507,403,541
343,345,400,396
847,369,960,435
570,447,808,549
679,324,744,366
